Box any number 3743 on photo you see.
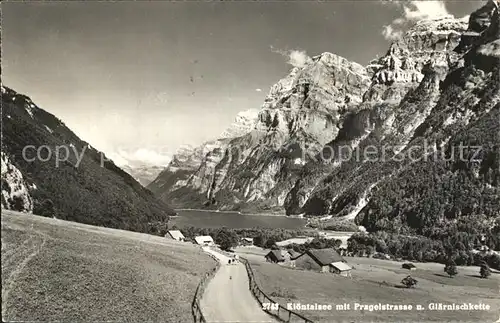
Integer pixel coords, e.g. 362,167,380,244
262,303,279,311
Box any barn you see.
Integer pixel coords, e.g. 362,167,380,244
287,250,302,260
329,261,352,277
194,235,215,246
295,249,346,273
240,237,254,246
265,250,290,263
287,249,302,268
165,230,185,242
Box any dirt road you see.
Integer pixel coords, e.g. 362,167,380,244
200,247,277,323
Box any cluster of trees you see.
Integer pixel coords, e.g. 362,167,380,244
347,232,500,270
176,226,314,250
357,107,500,253
287,238,343,253
444,259,493,279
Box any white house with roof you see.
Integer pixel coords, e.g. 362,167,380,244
240,237,254,246
329,261,352,277
165,230,185,242
194,235,215,246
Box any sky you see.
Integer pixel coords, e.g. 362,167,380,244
2,0,483,166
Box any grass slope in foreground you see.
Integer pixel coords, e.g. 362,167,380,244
1,211,217,322
248,256,500,322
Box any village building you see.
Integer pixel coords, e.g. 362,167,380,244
287,249,302,260
240,237,254,246
329,261,352,277
287,249,302,268
295,249,346,273
265,250,291,264
164,230,185,242
194,235,215,246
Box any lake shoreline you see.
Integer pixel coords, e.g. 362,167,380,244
174,208,290,218
170,209,308,229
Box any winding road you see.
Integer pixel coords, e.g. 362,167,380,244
200,247,278,323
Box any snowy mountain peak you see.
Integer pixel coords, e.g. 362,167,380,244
219,109,260,139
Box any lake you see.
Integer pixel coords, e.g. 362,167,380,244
169,209,307,229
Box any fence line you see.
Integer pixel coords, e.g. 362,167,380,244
191,248,220,323
240,257,315,323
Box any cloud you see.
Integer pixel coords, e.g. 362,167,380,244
404,1,449,20
271,46,312,68
381,1,451,41
382,24,404,41
108,148,172,167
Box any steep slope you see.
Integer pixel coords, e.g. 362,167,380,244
1,86,176,233
154,13,471,214
288,1,499,249
1,151,34,213
288,14,470,216
355,1,500,242
153,53,371,212
148,109,259,207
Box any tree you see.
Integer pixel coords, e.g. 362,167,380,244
253,234,267,248
334,239,343,249
480,263,491,279
401,275,418,288
365,245,375,258
35,198,55,217
215,228,239,251
444,259,458,278
265,237,277,249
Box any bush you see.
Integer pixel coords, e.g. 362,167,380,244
480,263,491,279
35,199,55,217
401,275,418,288
215,228,239,251
444,259,458,277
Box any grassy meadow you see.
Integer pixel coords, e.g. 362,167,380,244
245,251,500,322
1,211,216,322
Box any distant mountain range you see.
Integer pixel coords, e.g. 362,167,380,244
149,1,499,242
1,86,176,233
147,109,260,204
121,164,165,187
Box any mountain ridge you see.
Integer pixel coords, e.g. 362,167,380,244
149,1,499,250
1,85,176,234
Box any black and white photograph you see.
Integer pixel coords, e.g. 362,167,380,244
1,0,500,322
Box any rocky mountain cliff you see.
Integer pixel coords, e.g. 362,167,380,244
1,151,34,213
151,1,499,247
1,86,176,233
147,109,259,206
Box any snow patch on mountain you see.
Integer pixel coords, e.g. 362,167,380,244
219,109,260,138
45,125,53,133
342,183,377,220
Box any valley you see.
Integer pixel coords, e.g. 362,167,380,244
1,1,500,322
